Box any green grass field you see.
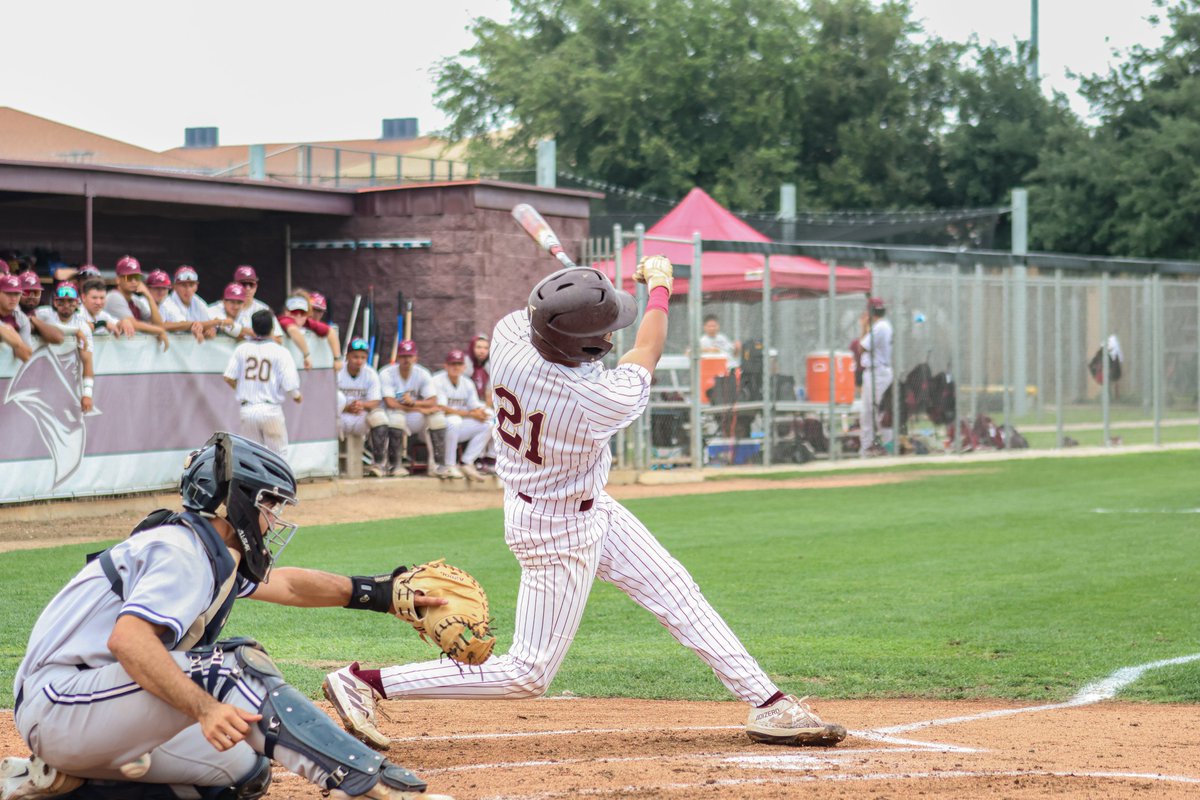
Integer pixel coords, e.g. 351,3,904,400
2,450,1197,708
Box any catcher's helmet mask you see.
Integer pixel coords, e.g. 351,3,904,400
181,432,298,583
528,267,637,365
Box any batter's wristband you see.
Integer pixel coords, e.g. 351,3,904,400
346,569,406,613
646,285,670,315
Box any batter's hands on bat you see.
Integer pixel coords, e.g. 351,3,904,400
198,702,262,752
634,255,674,296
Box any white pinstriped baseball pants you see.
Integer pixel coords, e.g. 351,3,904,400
238,403,288,457
378,492,778,705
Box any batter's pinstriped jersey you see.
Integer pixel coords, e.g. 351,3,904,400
224,339,300,405
489,309,651,501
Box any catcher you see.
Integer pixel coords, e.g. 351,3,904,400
2,432,464,800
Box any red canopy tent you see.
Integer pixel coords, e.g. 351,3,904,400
594,187,872,297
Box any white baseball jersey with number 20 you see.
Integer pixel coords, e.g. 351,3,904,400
224,339,299,456
375,308,780,707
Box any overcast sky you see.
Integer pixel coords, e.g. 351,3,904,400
0,1,1164,152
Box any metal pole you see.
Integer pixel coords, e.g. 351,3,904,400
826,261,838,462
1055,269,1064,448
396,156,403,184
634,224,646,469
1100,271,1111,445
84,187,94,265
1012,189,1029,416
370,153,377,187
951,265,962,453
762,254,773,465
1153,273,1163,445
1197,282,1200,443
690,232,704,472
334,148,341,188
1002,269,1013,448
1035,280,1045,421
892,264,902,455
971,264,984,421
613,224,626,469
1142,278,1153,415
284,224,292,295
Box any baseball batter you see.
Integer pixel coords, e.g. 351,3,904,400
377,340,444,477
430,350,490,482
1,432,451,800
224,310,302,457
324,260,846,750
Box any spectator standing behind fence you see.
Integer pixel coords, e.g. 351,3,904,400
104,256,170,351
224,309,302,457
378,340,444,477
431,349,491,482
858,297,893,457
159,265,221,342
468,333,492,406
277,296,314,370
699,314,741,369
209,282,248,339
231,265,282,341
337,338,390,477
0,274,33,361
34,282,96,413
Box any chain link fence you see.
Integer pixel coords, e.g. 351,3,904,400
585,236,1200,470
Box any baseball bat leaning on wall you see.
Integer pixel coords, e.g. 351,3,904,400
512,204,577,269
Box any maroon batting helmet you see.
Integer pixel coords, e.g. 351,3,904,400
527,267,637,365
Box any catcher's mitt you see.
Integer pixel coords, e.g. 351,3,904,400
392,559,496,665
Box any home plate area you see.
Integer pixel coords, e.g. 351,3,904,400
259,696,1200,799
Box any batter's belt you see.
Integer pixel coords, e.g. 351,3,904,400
515,492,594,512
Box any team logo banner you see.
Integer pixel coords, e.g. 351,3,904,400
0,334,336,504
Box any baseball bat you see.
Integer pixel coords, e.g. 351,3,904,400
511,203,577,269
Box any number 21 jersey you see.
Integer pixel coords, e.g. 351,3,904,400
489,309,650,501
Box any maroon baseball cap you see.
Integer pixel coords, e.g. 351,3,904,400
146,270,172,289
55,282,80,300
233,265,258,283
397,340,418,357
445,349,466,364
116,255,142,276
76,264,102,279
309,291,327,311
869,297,886,311
174,265,199,283
18,271,41,294
0,274,22,294
223,282,247,301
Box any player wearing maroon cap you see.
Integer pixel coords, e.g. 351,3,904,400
104,256,170,351
13,271,65,347
0,274,33,362
209,282,249,339
79,279,128,337
281,291,343,371
377,340,444,477
230,265,281,341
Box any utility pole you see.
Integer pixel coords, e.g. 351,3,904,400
1030,0,1040,83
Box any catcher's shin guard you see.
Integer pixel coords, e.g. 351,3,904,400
233,643,426,797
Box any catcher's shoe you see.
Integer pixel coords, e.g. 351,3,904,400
458,463,485,482
745,695,846,746
1,756,84,800
322,664,391,751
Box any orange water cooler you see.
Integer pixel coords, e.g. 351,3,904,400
699,356,728,404
805,350,854,404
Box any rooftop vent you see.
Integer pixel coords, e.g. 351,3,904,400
184,127,219,148
381,118,418,141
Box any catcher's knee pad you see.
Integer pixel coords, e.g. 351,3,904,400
426,411,447,431
366,408,389,429
256,685,426,796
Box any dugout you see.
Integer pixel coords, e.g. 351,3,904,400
0,160,595,361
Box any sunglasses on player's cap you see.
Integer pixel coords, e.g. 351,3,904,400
55,284,79,300
349,338,369,352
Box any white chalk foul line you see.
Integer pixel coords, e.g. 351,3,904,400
873,652,1200,736
481,769,1200,799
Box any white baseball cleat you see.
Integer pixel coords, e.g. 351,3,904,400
444,466,464,480
458,464,486,482
745,695,847,746
1,756,84,800
322,664,391,750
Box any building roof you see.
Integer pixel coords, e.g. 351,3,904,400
0,107,200,171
